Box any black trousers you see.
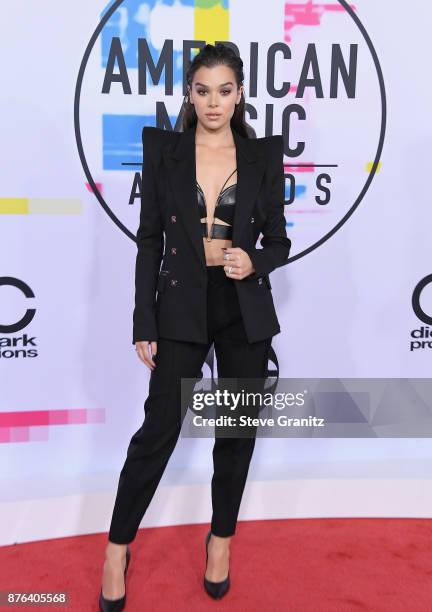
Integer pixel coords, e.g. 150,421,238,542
108,265,272,543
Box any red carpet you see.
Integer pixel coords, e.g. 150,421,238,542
2,518,432,611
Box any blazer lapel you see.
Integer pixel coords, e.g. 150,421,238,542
231,127,266,246
163,123,265,271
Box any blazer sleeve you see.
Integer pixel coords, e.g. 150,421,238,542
132,126,164,344
244,135,291,278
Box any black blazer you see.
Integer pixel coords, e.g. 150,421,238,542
133,123,291,345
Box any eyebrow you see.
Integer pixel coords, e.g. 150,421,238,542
194,81,234,87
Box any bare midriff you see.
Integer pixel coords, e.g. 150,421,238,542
201,218,233,266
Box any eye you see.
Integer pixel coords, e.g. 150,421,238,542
221,89,232,95
197,90,207,95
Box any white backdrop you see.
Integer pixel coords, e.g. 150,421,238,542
1,1,431,545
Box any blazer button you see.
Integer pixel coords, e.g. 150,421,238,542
258,277,263,284
171,215,177,223
170,279,178,286
251,217,255,223
171,247,177,255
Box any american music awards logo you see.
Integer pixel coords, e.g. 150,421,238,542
74,0,386,261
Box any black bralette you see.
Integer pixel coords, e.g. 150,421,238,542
196,168,237,226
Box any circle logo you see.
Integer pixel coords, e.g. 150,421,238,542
75,0,386,262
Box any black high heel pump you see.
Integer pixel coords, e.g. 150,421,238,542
203,530,230,599
99,545,131,612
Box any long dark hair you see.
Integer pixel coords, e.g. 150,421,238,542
181,43,256,138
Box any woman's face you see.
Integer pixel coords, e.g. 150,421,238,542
189,64,243,130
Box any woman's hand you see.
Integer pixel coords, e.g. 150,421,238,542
135,340,158,370
221,247,255,279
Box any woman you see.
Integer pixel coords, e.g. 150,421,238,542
99,42,291,610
